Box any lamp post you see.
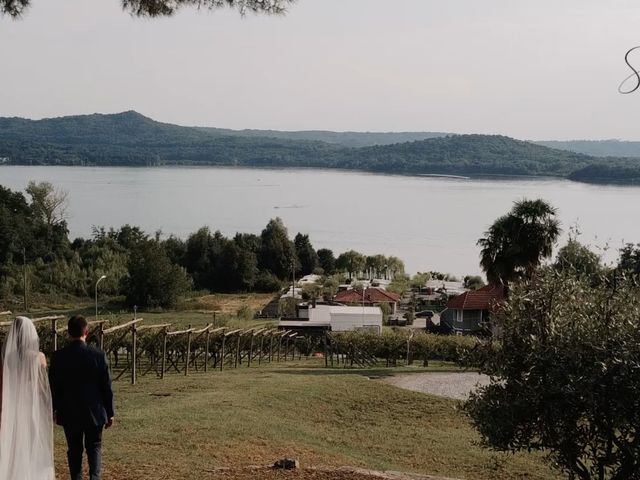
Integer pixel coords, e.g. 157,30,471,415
95,275,107,321
406,329,415,366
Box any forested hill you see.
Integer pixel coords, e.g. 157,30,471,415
536,140,640,158
198,127,450,147
2,111,640,184
339,135,595,177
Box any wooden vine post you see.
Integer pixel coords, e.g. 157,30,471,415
101,318,143,384
277,333,283,362
204,327,210,373
259,331,266,365
161,327,168,379
269,333,274,362
185,325,192,376
248,330,255,367
99,322,105,350
235,332,241,368
220,334,226,371
51,317,58,351
284,333,290,362
131,321,138,385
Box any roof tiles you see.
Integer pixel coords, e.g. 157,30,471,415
334,287,401,304
447,284,505,311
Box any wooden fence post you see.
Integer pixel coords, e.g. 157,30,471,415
220,335,226,371
51,318,58,352
185,326,192,376
235,333,241,368
161,328,168,379
99,322,104,351
277,335,282,362
324,333,328,368
131,323,137,385
204,328,210,373
259,334,265,365
284,336,289,362
248,333,254,367
269,335,274,362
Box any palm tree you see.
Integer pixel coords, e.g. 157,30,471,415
478,199,560,286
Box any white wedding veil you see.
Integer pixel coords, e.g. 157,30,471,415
0,316,55,480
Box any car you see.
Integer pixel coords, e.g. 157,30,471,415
415,310,435,318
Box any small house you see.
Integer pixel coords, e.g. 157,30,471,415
278,303,383,335
333,287,401,315
440,284,505,335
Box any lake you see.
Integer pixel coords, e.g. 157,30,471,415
1,166,638,275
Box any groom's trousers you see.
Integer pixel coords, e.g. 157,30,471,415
63,424,104,480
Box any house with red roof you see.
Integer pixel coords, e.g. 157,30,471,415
334,287,401,315
440,284,505,335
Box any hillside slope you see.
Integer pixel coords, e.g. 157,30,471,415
2,111,640,183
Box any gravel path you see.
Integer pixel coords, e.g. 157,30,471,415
382,372,490,400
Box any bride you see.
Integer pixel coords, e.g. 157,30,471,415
0,316,55,479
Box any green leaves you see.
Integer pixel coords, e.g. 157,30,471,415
478,199,560,285
1,0,294,18
466,269,640,479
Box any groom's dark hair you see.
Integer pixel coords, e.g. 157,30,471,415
68,315,88,338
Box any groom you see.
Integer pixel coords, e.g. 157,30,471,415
49,315,115,480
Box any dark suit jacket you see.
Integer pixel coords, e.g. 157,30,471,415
49,341,114,427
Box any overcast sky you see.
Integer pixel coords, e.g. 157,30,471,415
1,0,640,139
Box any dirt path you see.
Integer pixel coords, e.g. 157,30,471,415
382,372,490,400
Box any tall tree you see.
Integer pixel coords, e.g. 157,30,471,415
477,199,560,285
258,218,297,280
316,248,336,275
336,250,365,279
555,239,603,281
218,241,257,292
386,255,405,279
0,185,32,264
294,233,318,276
124,240,192,308
617,243,640,280
25,181,68,227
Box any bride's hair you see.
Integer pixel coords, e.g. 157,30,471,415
6,316,39,361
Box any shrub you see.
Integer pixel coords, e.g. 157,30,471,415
254,272,282,293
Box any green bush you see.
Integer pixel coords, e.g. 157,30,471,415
236,304,254,321
331,330,478,366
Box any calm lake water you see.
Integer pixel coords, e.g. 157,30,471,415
1,166,638,275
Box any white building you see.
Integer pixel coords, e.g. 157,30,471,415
278,303,382,334
425,280,467,297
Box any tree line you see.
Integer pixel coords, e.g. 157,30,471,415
3,111,640,184
0,182,405,309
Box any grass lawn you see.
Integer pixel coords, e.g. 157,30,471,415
53,361,559,480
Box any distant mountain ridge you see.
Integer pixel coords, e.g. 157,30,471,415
1,111,639,184
535,140,640,158
196,126,451,148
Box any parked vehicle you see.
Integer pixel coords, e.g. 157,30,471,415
415,310,435,318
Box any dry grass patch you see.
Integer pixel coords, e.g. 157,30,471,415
182,293,275,315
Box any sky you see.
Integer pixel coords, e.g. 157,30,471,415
2,0,640,139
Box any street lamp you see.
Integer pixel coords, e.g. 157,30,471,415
95,275,107,321
406,329,415,366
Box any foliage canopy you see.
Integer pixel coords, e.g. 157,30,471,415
466,269,640,480
2,0,294,18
